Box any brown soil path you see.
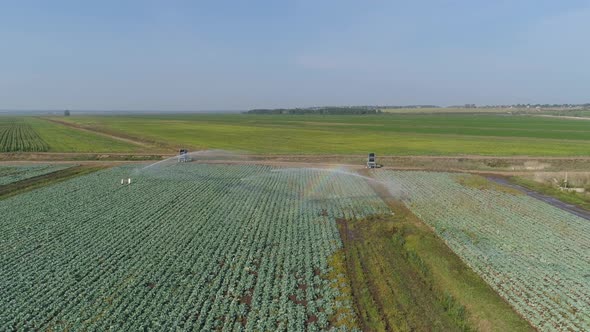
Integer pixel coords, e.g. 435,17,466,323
535,115,590,121
2,157,589,177
40,117,154,148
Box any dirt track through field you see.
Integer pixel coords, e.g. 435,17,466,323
40,118,154,148
535,115,590,121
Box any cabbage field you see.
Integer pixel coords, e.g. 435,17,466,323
3,164,588,331
0,164,75,185
374,171,590,332
0,164,388,331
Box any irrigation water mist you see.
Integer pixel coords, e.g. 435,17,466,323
135,149,250,174
263,166,405,199
271,167,374,181
131,154,403,202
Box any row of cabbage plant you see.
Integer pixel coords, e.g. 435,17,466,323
374,171,590,332
0,164,388,331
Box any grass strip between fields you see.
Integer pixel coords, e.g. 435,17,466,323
329,171,534,331
0,165,108,200
335,214,469,331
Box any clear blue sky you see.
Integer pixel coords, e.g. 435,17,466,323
1,0,589,110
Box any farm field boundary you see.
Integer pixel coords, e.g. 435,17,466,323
41,117,169,150
4,152,590,174
0,165,107,200
0,152,169,162
341,170,533,331
12,117,141,153
0,164,74,185
374,171,590,330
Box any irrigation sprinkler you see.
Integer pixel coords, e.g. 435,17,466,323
178,149,192,163
366,153,382,168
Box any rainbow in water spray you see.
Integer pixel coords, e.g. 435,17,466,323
270,165,380,199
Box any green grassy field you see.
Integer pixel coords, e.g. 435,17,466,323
53,113,590,156
24,117,140,152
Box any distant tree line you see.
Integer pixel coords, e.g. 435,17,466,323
381,105,440,109
247,103,590,115
467,103,590,109
246,107,382,115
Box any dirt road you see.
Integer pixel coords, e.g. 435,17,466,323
487,176,590,221
41,118,157,148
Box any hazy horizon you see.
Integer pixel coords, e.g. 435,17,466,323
1,0,589,111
